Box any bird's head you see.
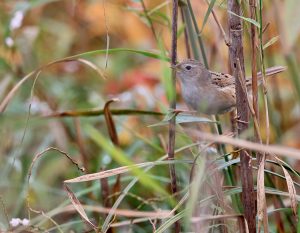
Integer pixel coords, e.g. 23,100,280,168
172,59,208,83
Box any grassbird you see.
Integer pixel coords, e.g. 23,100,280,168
174,59,286,115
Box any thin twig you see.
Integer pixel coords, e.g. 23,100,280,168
102,0,110,69
205,0,230,46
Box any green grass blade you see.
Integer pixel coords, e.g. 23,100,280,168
64,48,170,62
200,0,217,32
228,10,260,28
85,124,168,196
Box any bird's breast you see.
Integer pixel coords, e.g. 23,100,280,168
181,83,236,114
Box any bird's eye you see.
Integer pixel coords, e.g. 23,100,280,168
185,65,192,70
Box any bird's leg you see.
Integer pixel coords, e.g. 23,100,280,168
234,114,249,126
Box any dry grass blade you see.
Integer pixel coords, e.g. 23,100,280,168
64,161,178,183
27,207,63,233
60,204,172,219
64,166,133,183
257,155,269,232
191,214,244,222
26,147,85,223
27,147,85,182
109,218,159,228
263,36,280,50
281,166,298,219
104,98,120,146
196,131,300,160
64,185,97,230
77,58,107,79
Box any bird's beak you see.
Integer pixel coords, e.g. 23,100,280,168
170,63,179,70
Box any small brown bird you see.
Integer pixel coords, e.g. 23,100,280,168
175,59,286,115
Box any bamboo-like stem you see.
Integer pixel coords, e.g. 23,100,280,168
179,3,191,58
168,0,180,232
227,1,256,232
180,3,200,60
186,0,208,67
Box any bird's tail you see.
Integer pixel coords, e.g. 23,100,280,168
257,66,287,79
246,65,286,89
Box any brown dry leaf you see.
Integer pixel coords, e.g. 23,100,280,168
257,158,269,232
281,165,298,218
104,98,120,146
112,173,121,203
64,184,97,230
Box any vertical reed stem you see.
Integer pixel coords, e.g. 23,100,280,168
228,1,256,232
168,0,180,232
250,0,258,120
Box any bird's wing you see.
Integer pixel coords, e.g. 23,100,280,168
211,71,252,89
209,71,235,87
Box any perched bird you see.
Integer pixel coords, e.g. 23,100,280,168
174,59,286,115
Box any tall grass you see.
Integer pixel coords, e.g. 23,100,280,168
0,0,300,232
